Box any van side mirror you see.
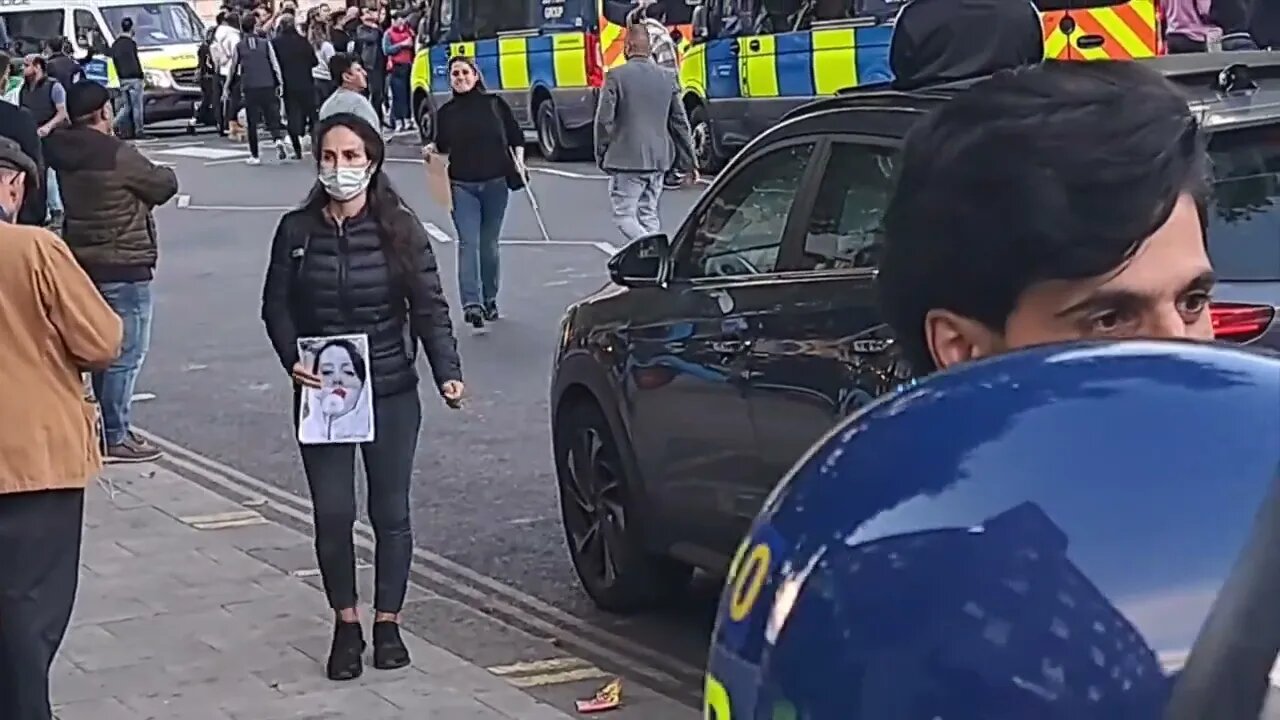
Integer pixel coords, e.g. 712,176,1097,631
691,5,709,41
607,232,671,288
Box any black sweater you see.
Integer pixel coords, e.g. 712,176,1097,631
434,90,522,183
261,205,462,397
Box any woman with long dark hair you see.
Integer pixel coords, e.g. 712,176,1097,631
429,55,523,330
261,113,464,681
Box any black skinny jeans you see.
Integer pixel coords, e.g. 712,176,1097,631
0,489,83,720
283,87,316,157
242,86,286,159
299,390,420,613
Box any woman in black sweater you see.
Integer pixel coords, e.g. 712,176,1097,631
430,55,524,330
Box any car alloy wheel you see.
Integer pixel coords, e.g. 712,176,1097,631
555,401,691,612
562,424,627,587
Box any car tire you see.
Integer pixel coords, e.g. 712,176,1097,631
689,102,725,173
555,399,692,613
415,95,434,144
536,100,568,162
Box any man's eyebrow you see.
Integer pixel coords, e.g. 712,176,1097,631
1054,270,1218,318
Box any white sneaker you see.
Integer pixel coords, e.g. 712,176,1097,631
245,156,261,166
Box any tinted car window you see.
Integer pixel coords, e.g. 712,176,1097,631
1207,125,1280,282
678,142,814,279
798,142,895,272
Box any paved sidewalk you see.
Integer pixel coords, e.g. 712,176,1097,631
52,463,577,720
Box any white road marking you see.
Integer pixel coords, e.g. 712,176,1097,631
203,156,253,166
422,221,453,243
593,241,619,256
130,392,156,402
423,222,617,255
155,146,249,160
135,429,703,687
527,166,607,180
179,203,296,211
175,194,190,207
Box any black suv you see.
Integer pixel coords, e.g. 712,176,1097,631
551,52,1280,613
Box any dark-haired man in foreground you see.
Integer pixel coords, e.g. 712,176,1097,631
878,60,1216,374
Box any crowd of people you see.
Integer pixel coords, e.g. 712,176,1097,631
199,0,420,164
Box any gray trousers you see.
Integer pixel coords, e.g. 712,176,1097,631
608,171,664,242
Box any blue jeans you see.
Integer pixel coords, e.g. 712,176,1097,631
46,166,61,216
91,281,153,446
389,63,411,121
450,178,508,309
113,78,145,137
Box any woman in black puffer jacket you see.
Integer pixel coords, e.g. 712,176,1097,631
260,112,463,682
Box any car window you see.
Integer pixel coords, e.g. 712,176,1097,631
796,142,896,272
1207,125,1280,282
73,10,101,51
677,142,814,280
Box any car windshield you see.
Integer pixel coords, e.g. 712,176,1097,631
1207,124,1280,282
102,3,204,47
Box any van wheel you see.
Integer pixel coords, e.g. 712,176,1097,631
689,103,724,173
536,100,568,161
555,399,691,613
415,96,434,144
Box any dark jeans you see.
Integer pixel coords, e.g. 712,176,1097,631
113,78,145,138
389,63,411,122
450,178,509,309
282,87,315,157
299,390,421,613
0,489,84,720
368,71,386,126
92,280,153,447
242,86,284,158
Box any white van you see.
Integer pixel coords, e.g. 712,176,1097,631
0,0,206,127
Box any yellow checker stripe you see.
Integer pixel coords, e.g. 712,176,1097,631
1044,27,1069,59
741,35,778,98
499,37,530,90
811,27,855,95
553,33,587,87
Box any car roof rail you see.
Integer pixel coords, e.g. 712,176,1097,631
782,81,970,122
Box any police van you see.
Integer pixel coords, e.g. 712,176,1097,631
0,0,205,127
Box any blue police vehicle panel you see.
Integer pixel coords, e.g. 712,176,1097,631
706,340,1280,719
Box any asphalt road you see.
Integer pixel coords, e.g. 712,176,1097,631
126,127,714,711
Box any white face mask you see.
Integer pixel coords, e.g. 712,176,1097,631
319,164,372,201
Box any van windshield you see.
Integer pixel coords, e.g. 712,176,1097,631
1,10,64,56
101,3,204,47
1207,124,1280,282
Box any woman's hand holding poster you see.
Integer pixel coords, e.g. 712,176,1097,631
296,334,376,445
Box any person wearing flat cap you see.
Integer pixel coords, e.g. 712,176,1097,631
0,133,123,720
45,80,179,464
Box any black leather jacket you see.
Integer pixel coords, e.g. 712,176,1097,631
261,204,462,397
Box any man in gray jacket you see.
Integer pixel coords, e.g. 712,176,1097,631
594,26,697,242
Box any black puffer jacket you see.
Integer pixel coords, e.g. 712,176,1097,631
261,205,461,398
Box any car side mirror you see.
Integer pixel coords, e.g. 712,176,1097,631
691,5,709,41
608,232,671,288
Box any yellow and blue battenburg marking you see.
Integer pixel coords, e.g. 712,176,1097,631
687,24,894,103
427,34,590,94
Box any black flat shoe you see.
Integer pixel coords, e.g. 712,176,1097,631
326,620,366,681
372,620,411,670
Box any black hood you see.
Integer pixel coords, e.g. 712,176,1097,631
890,0,1044,91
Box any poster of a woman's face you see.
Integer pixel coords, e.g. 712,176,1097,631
297,334,375,444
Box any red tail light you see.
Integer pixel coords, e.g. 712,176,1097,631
1211,302,1275,343
586,32,605,88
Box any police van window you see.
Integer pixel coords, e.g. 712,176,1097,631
797,142,895,272
73,10,100,51
456,0,532,37
101,3,203,47
1206,125,1280,282
3,10,63,56
677,142,814,279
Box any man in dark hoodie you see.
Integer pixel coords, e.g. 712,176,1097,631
350,5,387,128
889,0,1043,91
46,80,179,464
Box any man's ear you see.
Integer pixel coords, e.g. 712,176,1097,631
923,309,1005,371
